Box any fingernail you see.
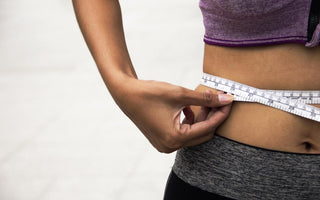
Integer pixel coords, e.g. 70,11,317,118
218,94,234,103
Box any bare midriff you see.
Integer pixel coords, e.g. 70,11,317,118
196,43,320,153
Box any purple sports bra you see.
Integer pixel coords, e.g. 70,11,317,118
199,0,320,47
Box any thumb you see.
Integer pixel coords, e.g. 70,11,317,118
182,89,233,107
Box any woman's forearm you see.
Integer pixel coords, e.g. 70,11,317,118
72,0,137,92
72,0,233,153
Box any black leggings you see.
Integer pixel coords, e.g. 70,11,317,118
164,171,234,200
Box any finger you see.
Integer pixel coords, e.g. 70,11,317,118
178,103,232,143
181,88,233,108
182,131,214,148
216,90,224,95
195,106,210,122
207,103,232,119
182,106,194,124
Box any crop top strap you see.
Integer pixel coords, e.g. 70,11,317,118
306,0,320,47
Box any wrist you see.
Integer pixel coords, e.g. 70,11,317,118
102,69,139,103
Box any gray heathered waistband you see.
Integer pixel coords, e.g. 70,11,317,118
173,135,320,200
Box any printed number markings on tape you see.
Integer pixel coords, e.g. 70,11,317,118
200,73,320,122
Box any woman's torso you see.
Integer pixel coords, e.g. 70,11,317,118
196,43,320,153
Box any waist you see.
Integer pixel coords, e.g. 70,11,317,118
199,43,320,153
203,43,320,90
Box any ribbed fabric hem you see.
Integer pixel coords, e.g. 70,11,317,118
203,35,307,47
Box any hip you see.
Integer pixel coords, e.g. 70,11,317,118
173,134,320,200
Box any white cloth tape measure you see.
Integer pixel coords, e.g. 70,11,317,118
200,73,320,122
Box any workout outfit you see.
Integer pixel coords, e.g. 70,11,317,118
164,1,320,199
201,0,320,47
167,135,320,200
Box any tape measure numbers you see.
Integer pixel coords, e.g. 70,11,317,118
200,73,320,122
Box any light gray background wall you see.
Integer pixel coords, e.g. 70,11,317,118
0,0,204,199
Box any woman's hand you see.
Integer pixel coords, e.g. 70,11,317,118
72,0,232,153
114,77,233,153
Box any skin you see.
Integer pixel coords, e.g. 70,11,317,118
199,44,320,153
72,0,320,154
72,0,233,153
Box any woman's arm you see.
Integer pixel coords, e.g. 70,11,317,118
72,0,233,153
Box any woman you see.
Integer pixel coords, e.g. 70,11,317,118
72,0,320,199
